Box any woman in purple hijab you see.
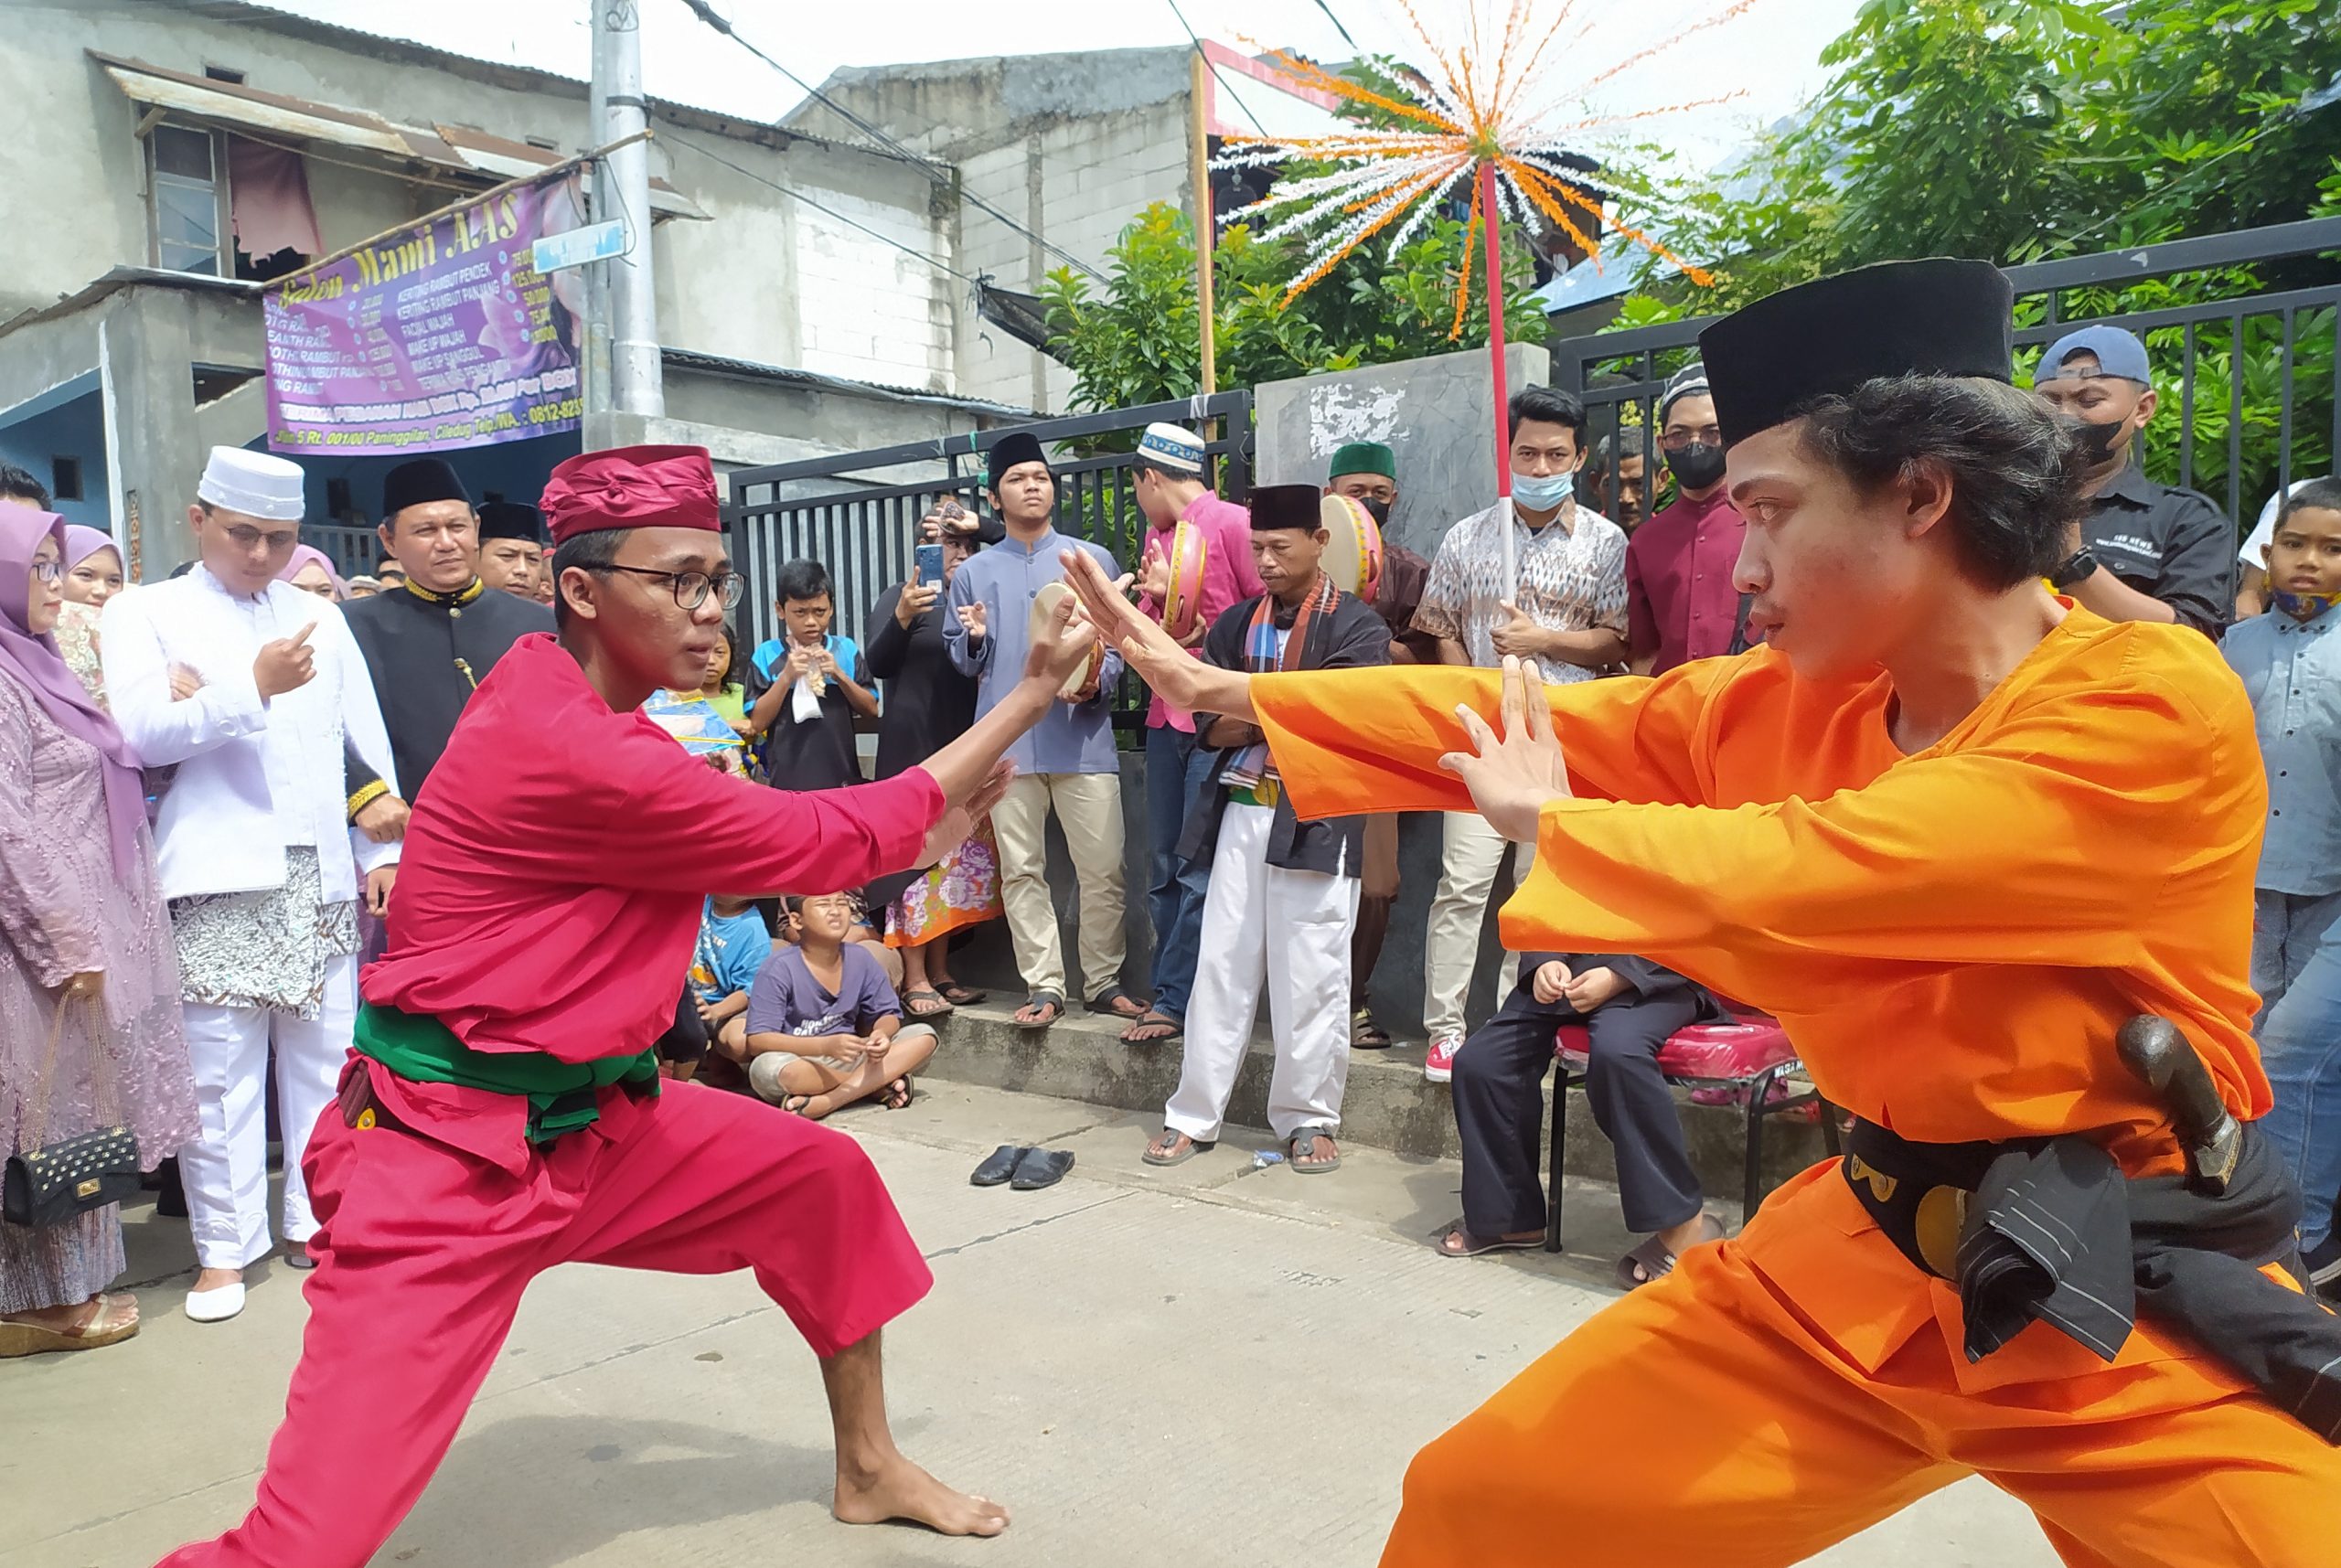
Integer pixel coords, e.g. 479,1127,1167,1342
0,508,197,1358
52,523,123,705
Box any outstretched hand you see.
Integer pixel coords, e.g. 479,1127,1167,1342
1057,549,1217,711
1438,656,1572,845
918,758,1014,869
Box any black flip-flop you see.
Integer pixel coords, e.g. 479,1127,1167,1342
1120,1010,1182,1045
1614,1214,1725,1289
1288,1130,1341,1174
1142,1130,1213,1167
902,987,955,1019
1010,1147,1075,1190
1014,991,1064,1030
971,1145,1029,1186
1085,987,1149,1021
1433,1221,1539,1258
936,982,989,1007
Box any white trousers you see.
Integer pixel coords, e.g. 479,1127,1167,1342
1166,805,1360,1143
178,953,357,1270
1420,811,1533,1043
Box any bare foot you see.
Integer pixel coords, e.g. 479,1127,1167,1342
833,1454,1010,1536
192,1266,243,1294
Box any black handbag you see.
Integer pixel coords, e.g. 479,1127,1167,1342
3,994,142,1229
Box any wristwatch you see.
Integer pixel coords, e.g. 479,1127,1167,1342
2048,547,2100,590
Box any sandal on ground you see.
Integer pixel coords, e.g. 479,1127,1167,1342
936,982,988,1007
1288,1130,1341,1174
1120,1009,1182,1045
1142,1129,1213,1167
882,1075,915,1111
1433,1221,1540,1258
902,987,955,1019
1013,991,1064,1030
1085,987,1149,1021
0,1293,140,1358
780,1093,817,1117
1614,1213,1726,1289
1351,1007,1394,1050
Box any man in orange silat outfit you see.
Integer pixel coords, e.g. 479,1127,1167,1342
1060,260,2341,1567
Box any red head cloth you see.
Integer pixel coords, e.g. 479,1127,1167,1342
540,444,721,546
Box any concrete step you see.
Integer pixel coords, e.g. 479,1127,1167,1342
912,998,1831,1203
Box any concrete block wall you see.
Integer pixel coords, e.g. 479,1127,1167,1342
793,183,954,392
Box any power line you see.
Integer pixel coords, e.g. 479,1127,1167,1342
662,127,980,287
672,0,1105,282
1308,0,1362,53
1163,0,1268,137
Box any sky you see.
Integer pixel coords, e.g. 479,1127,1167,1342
262,0,1867,169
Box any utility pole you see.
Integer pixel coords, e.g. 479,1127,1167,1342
590,0,664,423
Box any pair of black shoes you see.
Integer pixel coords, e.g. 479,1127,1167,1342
970,1145,1074,1190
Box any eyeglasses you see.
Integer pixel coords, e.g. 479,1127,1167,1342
1660,427,1724,451
222,524,301,550
31,560,61,585
589,563,746,610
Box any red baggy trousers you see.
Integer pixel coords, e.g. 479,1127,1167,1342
155,1060,933,1567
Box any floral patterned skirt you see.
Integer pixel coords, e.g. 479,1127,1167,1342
169,847,360,1019
884,822,1002,948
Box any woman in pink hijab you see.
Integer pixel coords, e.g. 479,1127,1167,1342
0,509,197,1358
51,524,123,705
278,543,345,601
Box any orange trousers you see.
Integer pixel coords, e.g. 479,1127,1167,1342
1382,1168,2341,1568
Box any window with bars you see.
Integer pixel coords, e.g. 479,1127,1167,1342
149,123,227,276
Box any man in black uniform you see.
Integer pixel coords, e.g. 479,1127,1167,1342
343,458,551,804
2032,325,2235,635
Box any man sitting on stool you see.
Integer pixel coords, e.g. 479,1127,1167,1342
1440,950,1724,1285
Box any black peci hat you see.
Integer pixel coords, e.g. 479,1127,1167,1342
1247,483,1323,532
381,457,471,520
986,432,1049,492
1698,259,2014,448
476,501,544,543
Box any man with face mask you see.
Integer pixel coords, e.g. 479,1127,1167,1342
1408,388,1628,1082
2032,325,2234,635
1625,364,1745,676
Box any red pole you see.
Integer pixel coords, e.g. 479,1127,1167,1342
1479,159,1511,501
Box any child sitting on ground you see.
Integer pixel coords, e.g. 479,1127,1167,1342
734,891,938,1119
689,893,774,1059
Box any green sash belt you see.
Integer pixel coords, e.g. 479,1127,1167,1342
352,1004,659,1144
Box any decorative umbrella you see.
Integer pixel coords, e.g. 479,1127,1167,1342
1216,0,1744,586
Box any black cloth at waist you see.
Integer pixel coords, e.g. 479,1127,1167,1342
1841,1118,2341,1444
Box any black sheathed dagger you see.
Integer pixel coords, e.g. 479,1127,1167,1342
2115,1016,2244,1196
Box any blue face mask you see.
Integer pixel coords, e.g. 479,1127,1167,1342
1511,469,1575,512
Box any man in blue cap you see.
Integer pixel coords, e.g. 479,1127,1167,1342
2032,325,2235,635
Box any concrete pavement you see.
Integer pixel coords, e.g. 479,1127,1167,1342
4,1080,2057,1568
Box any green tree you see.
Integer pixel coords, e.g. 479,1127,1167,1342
1608,0,2341,515
1040,201,1548,416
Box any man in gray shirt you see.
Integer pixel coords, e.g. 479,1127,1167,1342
944,432,1135,1029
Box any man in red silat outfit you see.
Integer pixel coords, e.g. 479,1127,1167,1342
157,445,1100,1567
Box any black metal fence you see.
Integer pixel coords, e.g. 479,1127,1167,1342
1554,218,2341,537
724,391,1253,727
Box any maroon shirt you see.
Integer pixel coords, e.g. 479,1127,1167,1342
1625,487,1748,674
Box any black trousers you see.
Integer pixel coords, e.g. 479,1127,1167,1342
1452,987,1707,1237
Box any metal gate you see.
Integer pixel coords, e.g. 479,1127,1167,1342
1551,219,2341,534
724,391,1253,728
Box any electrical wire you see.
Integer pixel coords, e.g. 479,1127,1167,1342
662,127,982,286
1163,0,1268,137
1309,0,1362,53
672,0,1105,281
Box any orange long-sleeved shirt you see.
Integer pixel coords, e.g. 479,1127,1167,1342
1254,604,2268,1177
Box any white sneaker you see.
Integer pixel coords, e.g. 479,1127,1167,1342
184,1281,246,1323
1424,1034,1465,1084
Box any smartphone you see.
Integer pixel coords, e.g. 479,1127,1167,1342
914,541,945,582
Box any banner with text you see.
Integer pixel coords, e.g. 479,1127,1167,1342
263,170,589,454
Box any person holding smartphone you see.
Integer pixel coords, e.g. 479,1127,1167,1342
864,500,1001,1018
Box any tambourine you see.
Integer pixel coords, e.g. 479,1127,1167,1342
1320,494,1385,601
1161,519,1210,640
1029,581,1101,699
